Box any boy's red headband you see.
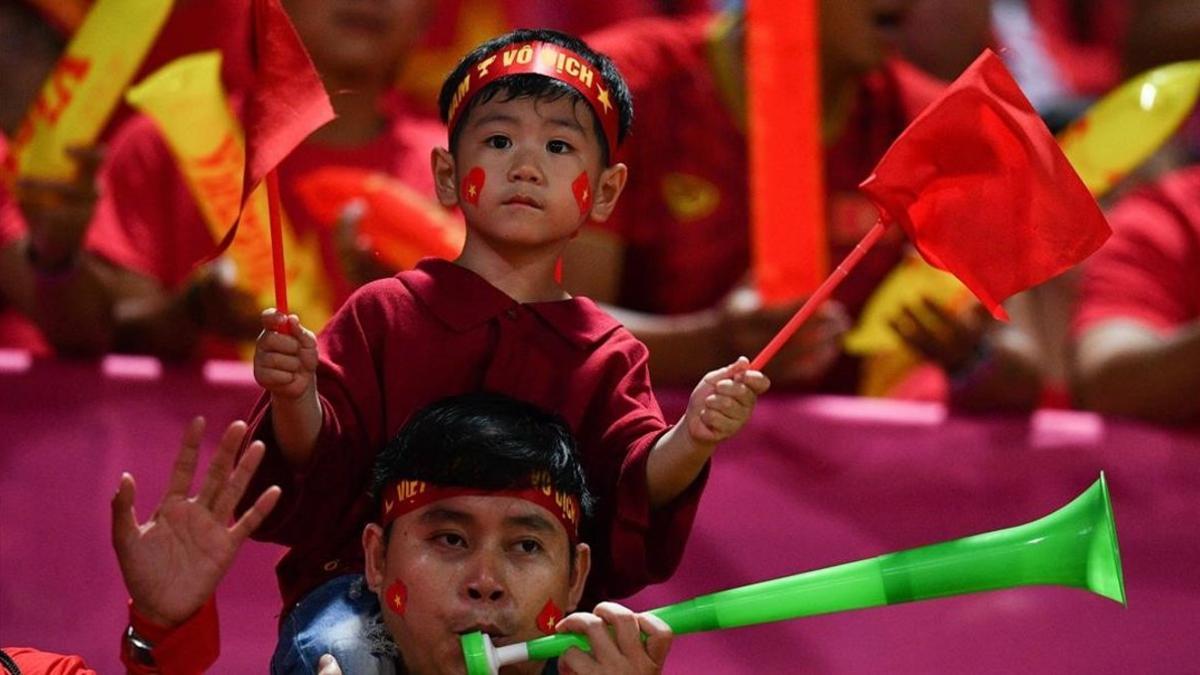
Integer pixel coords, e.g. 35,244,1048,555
447,41,619,158
379,471,582,542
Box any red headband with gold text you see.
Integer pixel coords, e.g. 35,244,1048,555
446,41,619,158
379,471,582,542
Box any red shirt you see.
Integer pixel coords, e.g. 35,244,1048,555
584,15,943,390
87,104,444,314
1074,165,1200,336
0,133,51,354
243,259,703,608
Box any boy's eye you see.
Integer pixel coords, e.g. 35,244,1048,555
546,140,572,154
485,135,511,149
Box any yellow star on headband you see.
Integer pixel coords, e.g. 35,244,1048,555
597,86,613,115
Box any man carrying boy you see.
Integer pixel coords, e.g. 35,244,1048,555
106,394,673,673
248,28,769,673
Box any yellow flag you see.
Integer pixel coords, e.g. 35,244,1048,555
126,51,333,332
9,0,173,179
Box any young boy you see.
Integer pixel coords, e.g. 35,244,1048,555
246,28,770,672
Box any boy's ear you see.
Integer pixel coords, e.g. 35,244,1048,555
565,542,591,612
587,162,628,223
431,147,460,208
362,523,388,592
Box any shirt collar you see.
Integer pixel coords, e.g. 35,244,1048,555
401,258,623,350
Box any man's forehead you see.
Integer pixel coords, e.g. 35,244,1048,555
413,494,567,534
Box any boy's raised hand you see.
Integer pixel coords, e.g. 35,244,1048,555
685,356,771,445
254,309,319,400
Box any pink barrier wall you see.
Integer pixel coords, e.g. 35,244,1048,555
2,351,1198,673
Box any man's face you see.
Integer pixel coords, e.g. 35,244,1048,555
283,0,432,85
364,494,590,675
819,0,916,79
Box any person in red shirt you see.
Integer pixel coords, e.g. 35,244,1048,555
59,0,446,360
249,28,769,673
563,3,945,392
1071,164,1200,424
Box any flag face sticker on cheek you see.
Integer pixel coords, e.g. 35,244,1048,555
536,598,563,634
462,167,485,206
572,171,592,215
385,580,408,616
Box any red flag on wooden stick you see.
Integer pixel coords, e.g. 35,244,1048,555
858,49,1111,320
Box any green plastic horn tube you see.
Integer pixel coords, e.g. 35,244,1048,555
463,474,1124,675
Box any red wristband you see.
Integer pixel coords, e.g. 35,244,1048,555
122,597,220,674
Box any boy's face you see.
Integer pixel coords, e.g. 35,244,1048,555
364,494,590,675
433,93,627,254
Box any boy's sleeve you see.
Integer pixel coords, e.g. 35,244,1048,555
584,332,708,601
238,284,392,546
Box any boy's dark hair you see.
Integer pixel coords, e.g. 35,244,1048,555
437,28,633,166
370,392,595,522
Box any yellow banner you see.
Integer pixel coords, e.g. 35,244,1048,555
9,0,173,180
126,51,333,332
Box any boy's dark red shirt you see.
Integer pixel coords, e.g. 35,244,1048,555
242,258,705,609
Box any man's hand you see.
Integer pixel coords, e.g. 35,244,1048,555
183,261,263,340
16,145,103,270
890,298,991,374
684,357,771,446
721,287,849,385
111,418,281,628
254,309,319,400
556,602,673,675
333,199,395,287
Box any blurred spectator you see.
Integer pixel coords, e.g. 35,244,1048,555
396,0,710,116
563,2,945,392
80,0,447,361
1123,0,1200,77
991,0,1131,131
0,1,113,356
896,0,993,81
1071,163,1200,424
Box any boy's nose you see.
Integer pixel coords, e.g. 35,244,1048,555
507,152,544,184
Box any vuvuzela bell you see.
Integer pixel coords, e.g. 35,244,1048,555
463,473,1125,675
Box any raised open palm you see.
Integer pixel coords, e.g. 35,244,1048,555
111,418,280,628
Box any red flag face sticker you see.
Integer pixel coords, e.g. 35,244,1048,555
571,171,592,215
385,580,408,616
461,167,485,206
536,598,563,634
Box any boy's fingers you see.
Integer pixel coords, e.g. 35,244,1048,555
260,308,285,330
255,369,298,388
699,408,738,435
742,371,770,394
704,393,743,418
258,331,301,356
261,352,302,373
165,417,205,499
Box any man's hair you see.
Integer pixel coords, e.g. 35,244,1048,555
437,28,633,166
370,392,595,521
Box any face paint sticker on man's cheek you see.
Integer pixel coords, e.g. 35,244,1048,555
536,598,563,635
461,167,485,206
572,171,592,215
385,579,408,616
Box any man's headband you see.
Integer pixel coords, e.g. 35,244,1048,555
379,471,583,542
446,40,620,159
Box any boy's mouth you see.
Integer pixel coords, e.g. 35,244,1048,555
503,194,543,209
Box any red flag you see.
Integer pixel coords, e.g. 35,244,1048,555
205,0,333,259
858,50,1110,320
